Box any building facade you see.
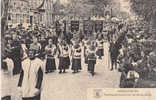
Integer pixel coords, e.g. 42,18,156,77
7,0,54,26
8,0,30,25
44,0,54,26
28,0,44,24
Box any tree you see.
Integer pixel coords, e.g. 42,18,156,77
53,0,111,19
129,0,156,30
1,0,9,35
1,0,10,59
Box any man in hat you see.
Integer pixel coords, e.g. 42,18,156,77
18,48,43,100
109,40,119,71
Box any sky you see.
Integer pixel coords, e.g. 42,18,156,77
52,0,69,5
119,0,131,13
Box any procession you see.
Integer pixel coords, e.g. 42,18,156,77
1,0,156,100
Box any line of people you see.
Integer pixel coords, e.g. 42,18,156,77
24,34,107,76
3,29,111,77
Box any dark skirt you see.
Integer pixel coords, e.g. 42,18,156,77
96,49,104,57
88,59,96,72
85,56,88,64
59,56,70,69
12,57,21,75
46,58,56,71
72,58,81,70
1,96,11,100
22,94,40,100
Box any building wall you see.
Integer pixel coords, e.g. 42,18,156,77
28,0,54,26
8,0,48,25
28,0,43,24
8,0,30,25
43,0,54,26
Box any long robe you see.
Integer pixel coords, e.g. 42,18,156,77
103,41,112,69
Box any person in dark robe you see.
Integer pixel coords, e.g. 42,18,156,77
11,34,22,75
109,40,120,71
25,35,32,49
39,35,48,60
66,31,73,45
96,34,104,59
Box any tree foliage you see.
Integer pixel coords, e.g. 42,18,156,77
1,0,9,34
53,0,111,18
130,0,156,21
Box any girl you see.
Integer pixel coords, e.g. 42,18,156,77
87,41,97,76
58,40,70,73
45,38,57,73
71,40,82,73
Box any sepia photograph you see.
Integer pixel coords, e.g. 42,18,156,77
1,0,156,100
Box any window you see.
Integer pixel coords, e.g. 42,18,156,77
27,15,30,23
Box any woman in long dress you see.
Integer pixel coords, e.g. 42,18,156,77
45,38,57,73
103,38,112,70
87,41,97,76
71,41,82,73
58,40,70,73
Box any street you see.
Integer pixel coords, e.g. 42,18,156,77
41,58,121,100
